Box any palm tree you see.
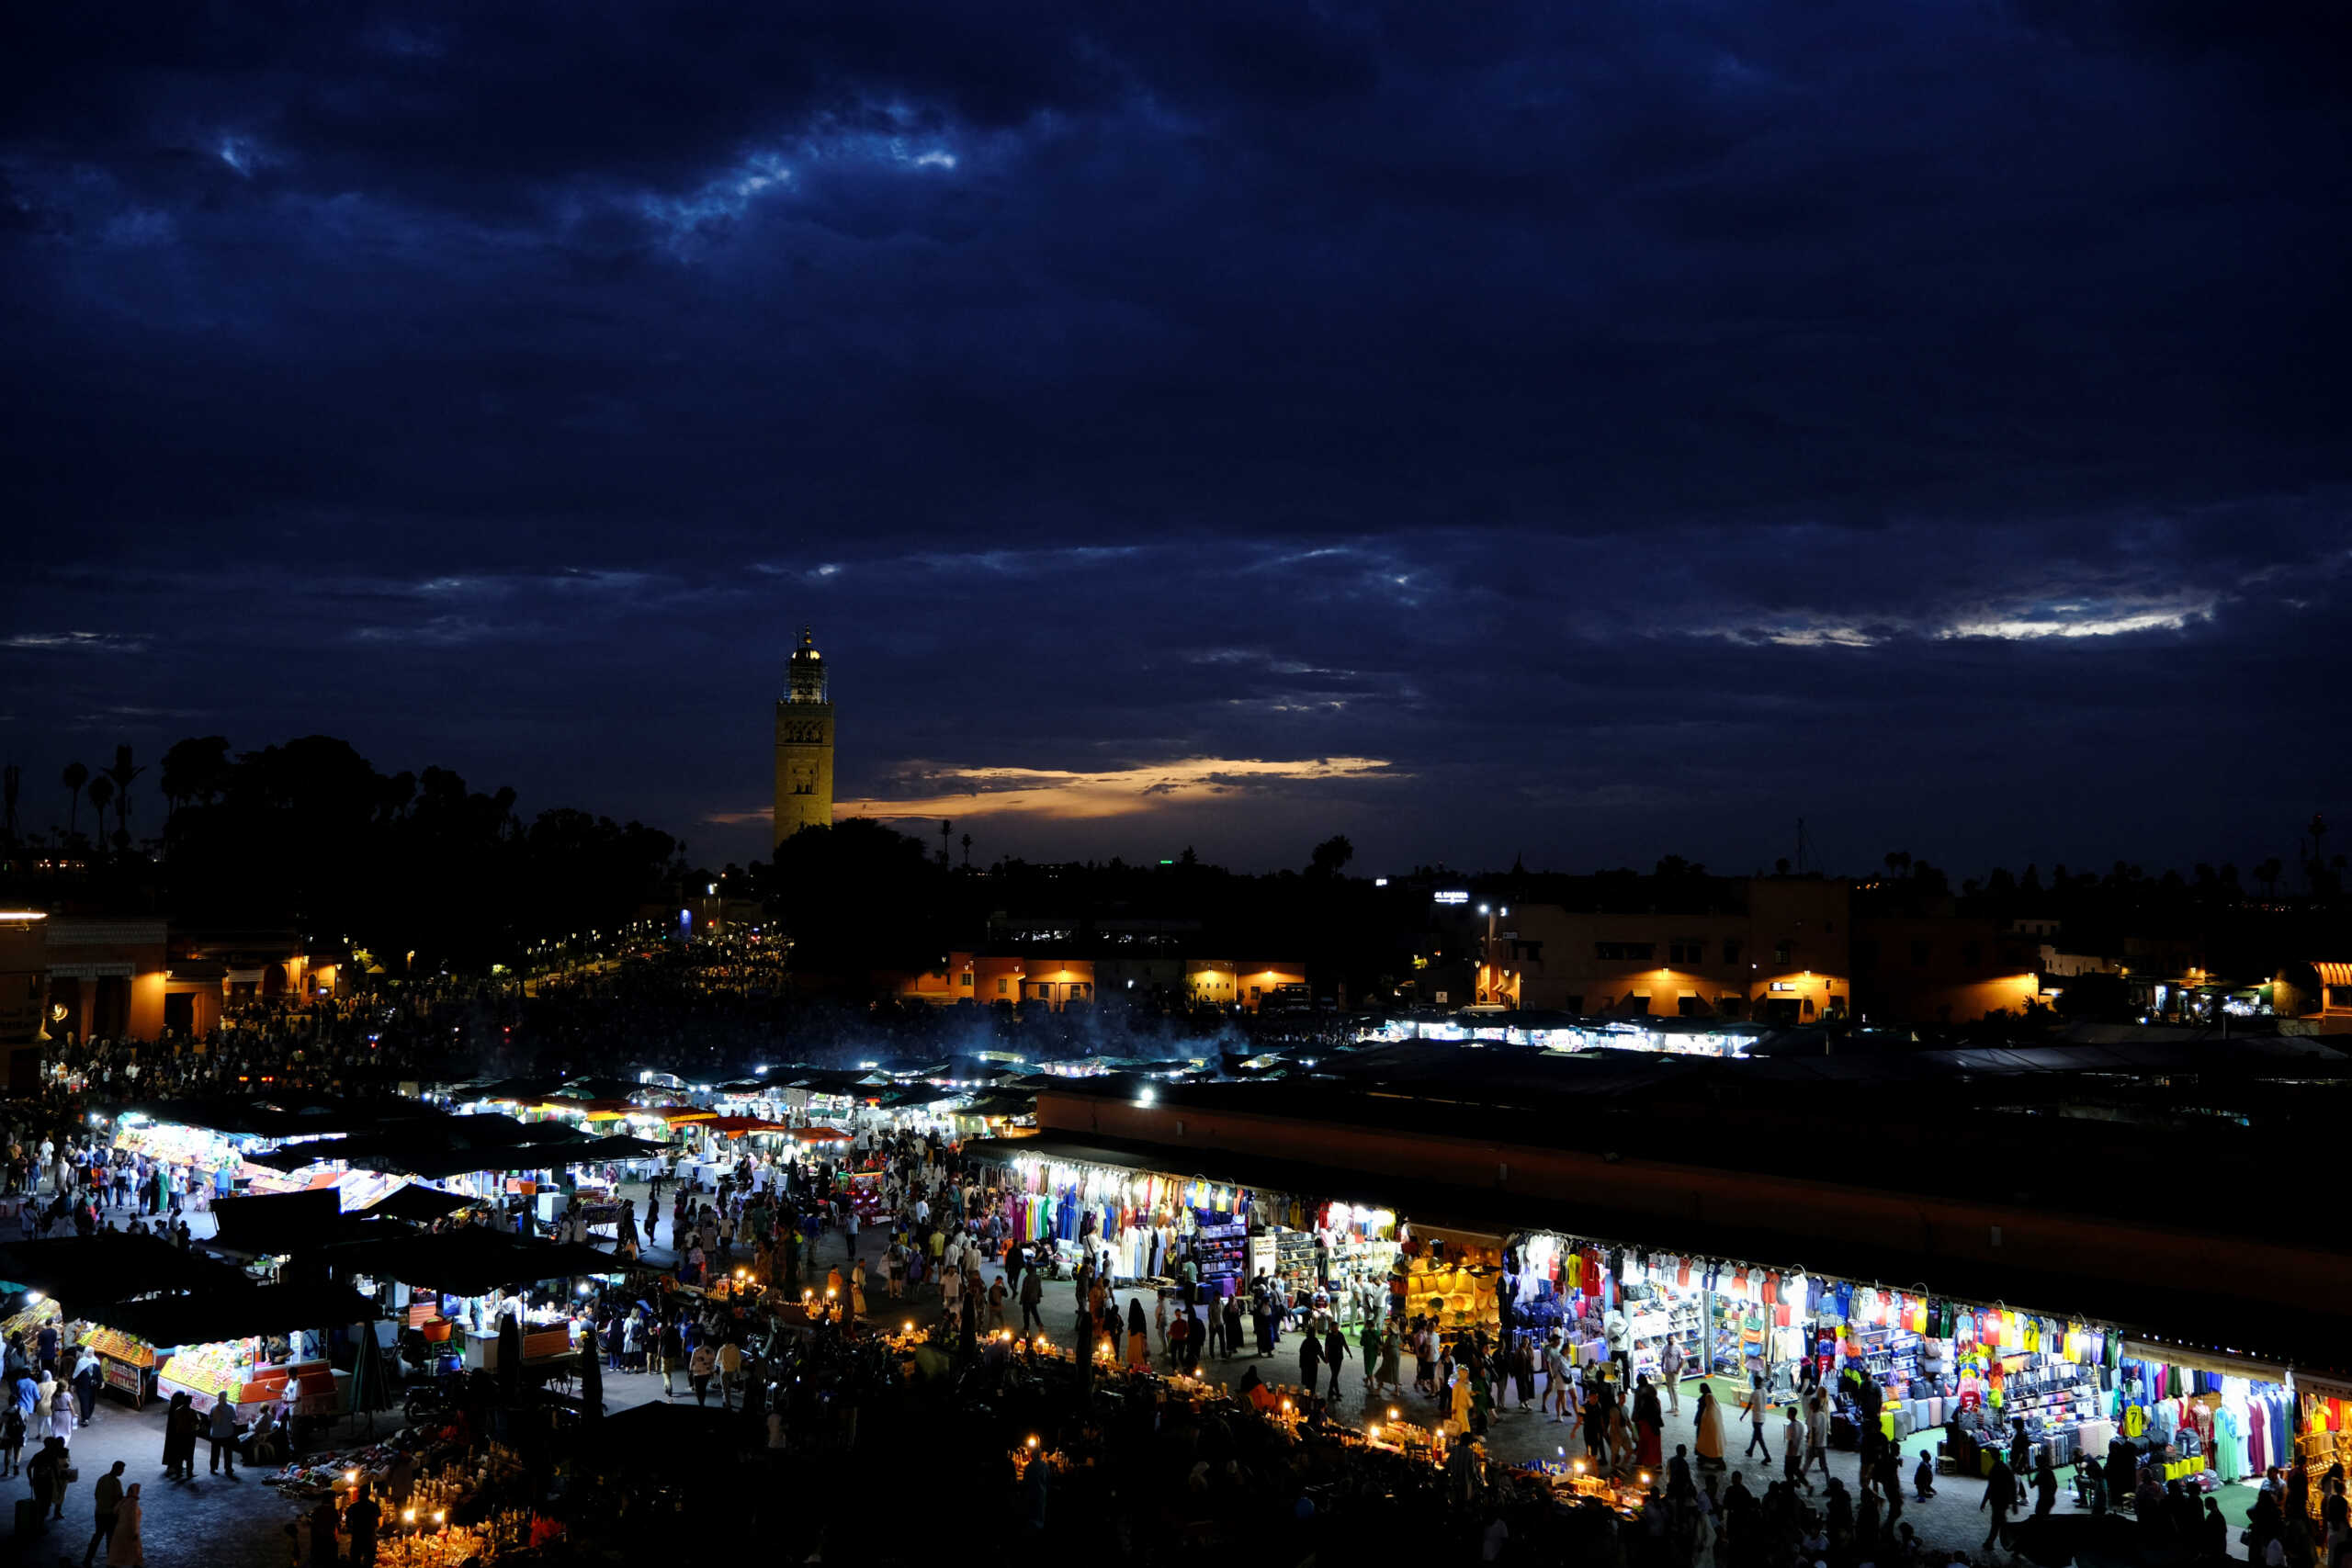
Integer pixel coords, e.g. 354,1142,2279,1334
85,776,115,845
101,744,144,842
62,761,88,837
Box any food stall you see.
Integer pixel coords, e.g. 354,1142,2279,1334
154,1337,346,1417
0,1293,60,1346
85,1325,158,1408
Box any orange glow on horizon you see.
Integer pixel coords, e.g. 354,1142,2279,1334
708,754,1402,825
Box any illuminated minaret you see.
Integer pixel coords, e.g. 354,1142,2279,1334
773,626,835,845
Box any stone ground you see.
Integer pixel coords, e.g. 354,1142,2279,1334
0,1180,2265,1564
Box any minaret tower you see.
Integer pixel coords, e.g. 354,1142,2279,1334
773,626,836,845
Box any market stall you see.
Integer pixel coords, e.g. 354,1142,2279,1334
158,1340,345,1418
269,1436,560,1568
84,1325,157,1408
86,1282,379,1419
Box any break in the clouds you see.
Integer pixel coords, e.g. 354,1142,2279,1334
2,2,2347,874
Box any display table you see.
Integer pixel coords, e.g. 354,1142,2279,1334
463,1325,575,1371
158,1349,346,1417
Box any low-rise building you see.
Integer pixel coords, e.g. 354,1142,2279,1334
897,951,1302,1012
1435,875,1851,1022
1849,916,2041,1022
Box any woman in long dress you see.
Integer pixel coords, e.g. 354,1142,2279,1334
1694,1382,1726,1467
107,1482,142,1566
1126,1299,1150,1369
1634,1374,1664,1470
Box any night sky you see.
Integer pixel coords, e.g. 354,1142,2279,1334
5,4,2347,875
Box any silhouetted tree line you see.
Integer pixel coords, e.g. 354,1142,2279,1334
752,822,1406,1003
6,734,684,969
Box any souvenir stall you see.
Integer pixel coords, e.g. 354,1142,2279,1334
990,1151,1204,1283
2297,1380,2350,1519
2104,1342,2292,1499
1621,1256,1712,1385
1400,1230,1504,1334
271,1438,558,1568
1845,1296,2112,1469
1321,1202,1401,1328
1272,1227,1318,1309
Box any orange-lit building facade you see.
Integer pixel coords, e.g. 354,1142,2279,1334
0,916,340,1051
1848,917,2041,1023
898,953,1305,1012
1456,878,1851,1022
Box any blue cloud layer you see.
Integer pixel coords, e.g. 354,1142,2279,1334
3,3,2346,872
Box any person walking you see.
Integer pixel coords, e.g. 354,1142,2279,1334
687,1341,717,1406
104,1481,141,1567
1805,1385,1833,1483
657,1320,684,1398
85,1460,124,1567
1692,1383,1724,1469
1018,1265,1045,1337
1658,1336,1684,1416
1322,1323,1349,1404
1544,1337,1574,1423
1784,1404,1815,1495
1981,1454,2018,1554
1741,1373,1771,1461
716,1337,742,1410
1299,1326,1322,1398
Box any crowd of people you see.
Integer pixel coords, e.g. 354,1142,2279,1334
1,950,2312,1563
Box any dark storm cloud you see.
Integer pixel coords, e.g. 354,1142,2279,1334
3,1,2346,874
